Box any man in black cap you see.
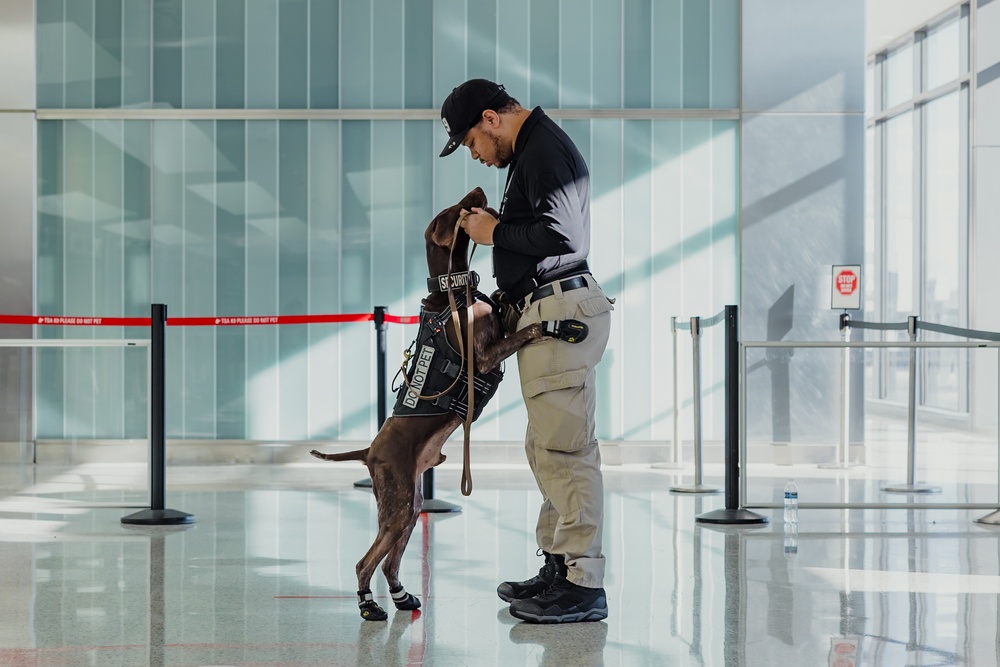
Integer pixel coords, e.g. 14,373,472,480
439,78,613,624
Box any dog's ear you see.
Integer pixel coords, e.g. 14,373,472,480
428,209,457,247
484,206,499,218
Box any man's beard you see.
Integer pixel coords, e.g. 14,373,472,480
486,129,513,169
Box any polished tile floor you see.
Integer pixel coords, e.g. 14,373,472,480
1,422,1000,666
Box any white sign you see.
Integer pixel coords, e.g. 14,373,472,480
831,265,861,310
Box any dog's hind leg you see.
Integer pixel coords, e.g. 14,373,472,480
381,483,424,611
356,472,416,621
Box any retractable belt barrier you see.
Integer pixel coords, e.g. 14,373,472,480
738,313,1000,526
660,309,727,494
0,313,419,327
0,305,435,524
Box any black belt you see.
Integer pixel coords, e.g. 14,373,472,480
518,275,589,310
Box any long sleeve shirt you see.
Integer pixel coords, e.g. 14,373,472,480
491,107,591,300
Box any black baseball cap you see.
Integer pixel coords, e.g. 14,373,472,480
439,79,512,157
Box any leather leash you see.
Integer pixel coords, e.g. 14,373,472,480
397,210,479,496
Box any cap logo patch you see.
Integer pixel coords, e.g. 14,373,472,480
442,118,451,134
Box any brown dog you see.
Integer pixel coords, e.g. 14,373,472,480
311,187,563,621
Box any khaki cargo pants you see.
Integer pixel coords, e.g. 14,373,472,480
515,274,612,589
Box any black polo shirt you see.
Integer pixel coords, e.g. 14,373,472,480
491,107,591,300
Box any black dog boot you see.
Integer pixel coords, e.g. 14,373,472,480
358,589,387,621
497,551,565,603
390,584,421,611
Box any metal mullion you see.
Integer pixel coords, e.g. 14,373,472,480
914,85,925,407
959,80,971,412
867,78,968,129
964,1,974,418
873,111,885,400
876,91,888,399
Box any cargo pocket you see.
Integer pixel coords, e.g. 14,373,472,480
523,367,594,452
577,294,614,318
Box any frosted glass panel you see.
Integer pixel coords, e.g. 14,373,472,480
36,0,737,110
34,1,741,442
36,118,739,442
885,45,914,109
926,19,961,91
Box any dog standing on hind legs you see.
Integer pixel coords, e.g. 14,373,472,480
311,187,588,621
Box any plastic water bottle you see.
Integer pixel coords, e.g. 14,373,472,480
783,479,799,525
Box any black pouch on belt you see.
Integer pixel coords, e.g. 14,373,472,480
491,289,522,335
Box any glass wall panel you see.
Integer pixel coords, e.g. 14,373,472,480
885,45,914,109
869,10,970,416
35,1,741,441
926,19,960,91
923,92,963,411
35,118,739,442
36,0,738,111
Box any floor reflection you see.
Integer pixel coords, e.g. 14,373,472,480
0,460,998,665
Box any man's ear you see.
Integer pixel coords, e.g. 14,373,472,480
481,109,501,128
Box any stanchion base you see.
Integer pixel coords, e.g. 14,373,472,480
121,509,195,526
670,484,723,494
420,498,462,514
354,478,373,489
651,462,685,470
696,508,769,525
818,462,864,470
880,483,942,494
974,510,1000,525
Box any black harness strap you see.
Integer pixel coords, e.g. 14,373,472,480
392,289,503,422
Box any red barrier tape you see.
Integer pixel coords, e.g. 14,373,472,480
385,314,420,324
0,313,420,327
0,315,152,326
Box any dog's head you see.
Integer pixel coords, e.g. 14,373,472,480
425,187,488,275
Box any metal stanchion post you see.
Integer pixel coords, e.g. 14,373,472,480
652,316,683,470
672,316,721,494
122,304,194,526
697,306,767,524
821,313,862,470
354,306,388,489
883,316,940,494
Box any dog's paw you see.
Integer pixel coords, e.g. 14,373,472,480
392,592,421,611
310,449,328,460
359,600,388,621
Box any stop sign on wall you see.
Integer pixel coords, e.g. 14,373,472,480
831,265,861,310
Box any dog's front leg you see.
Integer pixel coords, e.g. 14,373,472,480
474,323,546,373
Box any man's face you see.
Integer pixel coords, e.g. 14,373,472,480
462,119,513,169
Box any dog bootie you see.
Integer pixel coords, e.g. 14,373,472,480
390,584,421,610
358,589,388,621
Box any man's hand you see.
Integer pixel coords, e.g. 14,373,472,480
460,207,498,246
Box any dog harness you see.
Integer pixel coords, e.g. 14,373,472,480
392,289,504,421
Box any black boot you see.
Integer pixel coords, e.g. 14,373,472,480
497,551,565,603
508,573,608,624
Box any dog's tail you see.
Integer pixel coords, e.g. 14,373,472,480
310,448,369,464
